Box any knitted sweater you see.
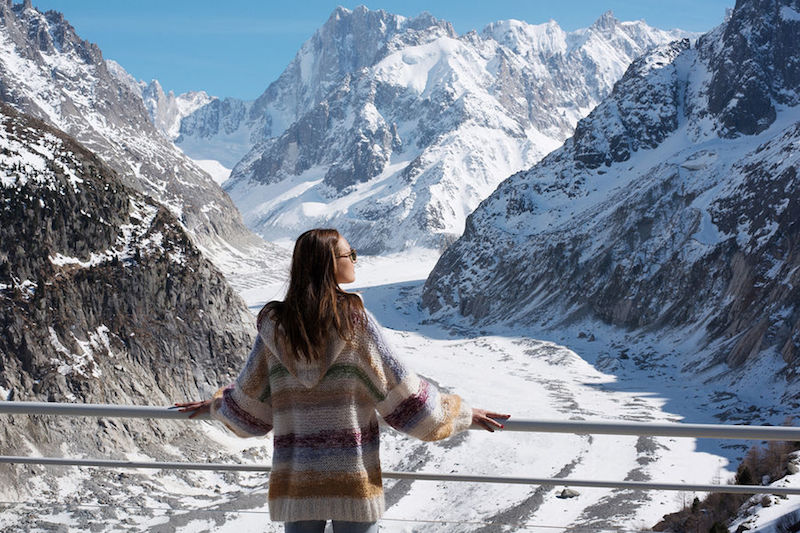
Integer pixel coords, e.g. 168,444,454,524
210,310,473,522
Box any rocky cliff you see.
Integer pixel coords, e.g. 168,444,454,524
0,102,255,516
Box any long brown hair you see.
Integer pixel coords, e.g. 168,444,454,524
257,228,365,361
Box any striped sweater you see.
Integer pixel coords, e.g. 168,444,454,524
210,310,473,522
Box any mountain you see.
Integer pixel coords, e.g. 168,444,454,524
0,102,255,512
171,5,457,175
173,96,258,171
142,5,439,176
105,66,242,182
103,62,216,145
422,0,800,400
220,6,690,253
107,64,255,173
140,79,213,141
0,0,287,282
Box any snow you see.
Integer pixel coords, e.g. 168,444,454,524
375,37,467,95
5,247,797,530
729,453,800,532
48,326,103,378
49,251,112,268
483,18,567,57
0,4,274,281
780,6,800,22
298,43,314,85
4,4,797,530
176,116,259,169
691,209,726,246
46,197,162,269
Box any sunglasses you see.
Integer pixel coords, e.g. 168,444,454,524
336,249,357,263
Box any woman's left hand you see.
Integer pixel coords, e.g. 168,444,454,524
174,399,212,419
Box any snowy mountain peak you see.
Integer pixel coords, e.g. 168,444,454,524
482,18,566,56
4,0,101,65
105,58,139,91
307,5,455,77
591,10,619,31
223,9,691,252
140,78,213,139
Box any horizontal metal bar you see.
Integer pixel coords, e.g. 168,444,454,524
501,419,800,441
2,456,798,496
0,401,212,420
1,401,798,440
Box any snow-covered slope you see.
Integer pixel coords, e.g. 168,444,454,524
422,0,800,401
728,452,800,532
222,6,690,252
0,0,288,281
105,67,244,189
174,96,258,170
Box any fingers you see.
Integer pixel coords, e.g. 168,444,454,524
474,415,502,432
485,417,505,429
472,409,510,432
183,405,209,418
173,400,210,418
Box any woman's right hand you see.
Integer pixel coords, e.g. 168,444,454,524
472,408,510,432
174,399,212,419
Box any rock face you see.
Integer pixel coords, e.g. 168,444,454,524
174,96,255,168
221,6,690,253
0,0,285,275
422,0,800,391
703,0,800,137
138,78,214,141
0,102,254,500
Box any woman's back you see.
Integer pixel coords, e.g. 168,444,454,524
212,310,473,522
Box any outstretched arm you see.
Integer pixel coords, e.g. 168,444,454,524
176,335,273,438
365,312,509,440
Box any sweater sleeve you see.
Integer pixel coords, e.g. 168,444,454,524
366,312,473,441
209,334,273,438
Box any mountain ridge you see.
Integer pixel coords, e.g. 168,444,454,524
0,0,288,281
421,0,800,398
217,6,691,252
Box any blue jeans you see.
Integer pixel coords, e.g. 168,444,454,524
284,520,379,533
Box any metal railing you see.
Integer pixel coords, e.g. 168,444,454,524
2,401,799,496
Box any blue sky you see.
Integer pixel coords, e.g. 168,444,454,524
31,1,734,100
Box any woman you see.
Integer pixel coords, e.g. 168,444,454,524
176,229,509,533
